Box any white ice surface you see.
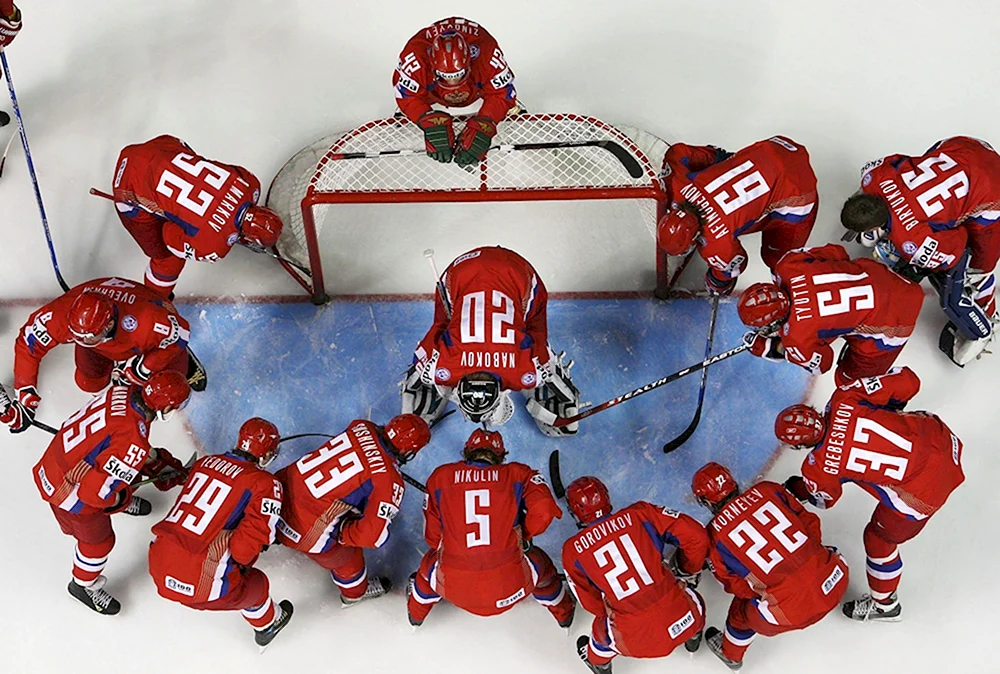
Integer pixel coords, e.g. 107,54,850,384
1,2,998,673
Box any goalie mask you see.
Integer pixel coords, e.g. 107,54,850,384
456,372,513,427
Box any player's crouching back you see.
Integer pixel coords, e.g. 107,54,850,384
149,418,293,651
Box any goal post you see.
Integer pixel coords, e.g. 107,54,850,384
266,113,686,304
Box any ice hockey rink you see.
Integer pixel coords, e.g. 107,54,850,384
1,1,997,672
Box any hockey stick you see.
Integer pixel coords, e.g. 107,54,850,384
662,295,721,454
0,129,16,178
423,248,452,318
131,451,198,488
0,384,60,434
88,187,313,277
2,49,69,291
539,342,749,428
548,450,567,500
327,139,643,179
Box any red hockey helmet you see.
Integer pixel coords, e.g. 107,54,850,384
691,462,740,511
236,417,281,467
737,283,791,333
775,404,826,449
68,293,117,347
430,31,471,90
565,476,613,526
238,206,283,250
657,204,701,256
384,413,431,463
463,428,507,463
141,370,191,421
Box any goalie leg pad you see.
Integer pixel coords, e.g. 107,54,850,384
400,365,446,424
934,252,993,340
526,350,581,437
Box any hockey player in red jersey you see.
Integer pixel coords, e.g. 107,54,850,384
658,136,818,295
561,476,709,674
276,414,430,606
24,371,190,615
407,429,576,629
841,136,1000,365
401,246,580,437
6,277,198,434
0,1,21,47
394,17,518,167
111,135,283,295
776,366,964,622
149,417,294,649
692,462,848,670
737,243,924,386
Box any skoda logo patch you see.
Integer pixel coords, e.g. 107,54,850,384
902,241,918,255
435,367,450,382
121,315,138,332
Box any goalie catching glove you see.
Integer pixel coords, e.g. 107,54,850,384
400,360,448,426
418,111,455,163
454,117,497,167
524,350,581,437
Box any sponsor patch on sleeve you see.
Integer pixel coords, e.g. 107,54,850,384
377,501,399,522
260,498,281,517
102,455,139,484
530,473,547,485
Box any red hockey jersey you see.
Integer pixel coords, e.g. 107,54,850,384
799,367,965,520
32,385,151,515
562,502,709,642
858,136,1000,271
394,17,516,124
422,458,561,615
672,136,817,277
113,135,261,264
275,420,406,554
707,481,847,626
149,452,282,604
415,246,550,392
14,277,190,391
772,244,924,374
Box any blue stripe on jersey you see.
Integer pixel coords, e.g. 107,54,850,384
642,521,665,555
223,489,252,530
83,436,112,467
716,540,752,579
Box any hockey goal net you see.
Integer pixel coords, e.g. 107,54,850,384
266,113,685,303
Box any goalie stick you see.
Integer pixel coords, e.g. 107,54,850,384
87,187,313,277
423,248,452,318
662,295,721,454
535,342,749,428
326,139,644,179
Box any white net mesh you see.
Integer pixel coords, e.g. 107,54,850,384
266,114,674,297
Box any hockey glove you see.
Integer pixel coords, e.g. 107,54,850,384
0,4,21,49
742,331,785,362
142,447,188,491
705,268,737,296
1,386,39,433
116,355,152,385
417,111,455,163
103,486,135,514
783,475,812,503
454,117,497,167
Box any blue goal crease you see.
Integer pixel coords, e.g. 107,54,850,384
179,298,809,577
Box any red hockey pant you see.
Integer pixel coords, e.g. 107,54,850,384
721,589,842,662
408,545,573,625
117,207,186,296
308,544,369,600
863,504,928,602
586,585,705,667
760,212,817,272
73,343,189,393
50,505,115,586
834,341,905,387
182,568,277,630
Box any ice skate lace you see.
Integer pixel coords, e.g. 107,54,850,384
124,497,143,516
87,584,114,611
360,577,386,599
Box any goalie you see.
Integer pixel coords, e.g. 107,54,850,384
401,246,581,437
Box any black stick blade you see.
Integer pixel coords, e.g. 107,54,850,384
662,407,703,454
548,450,566,499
